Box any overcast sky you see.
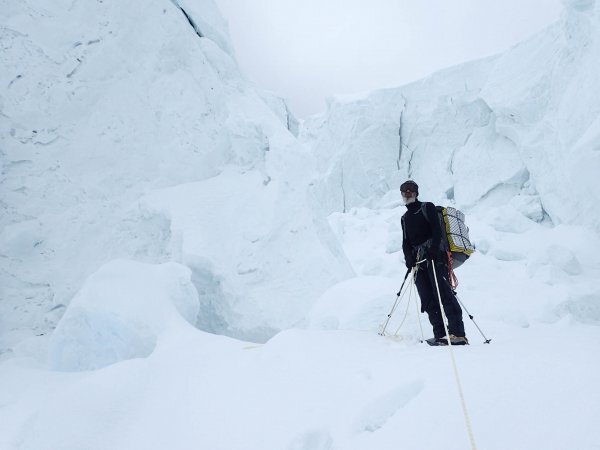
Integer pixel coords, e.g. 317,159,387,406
214,0,563,117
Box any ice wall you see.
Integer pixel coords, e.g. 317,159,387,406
0,0,351,352
301,0,600,232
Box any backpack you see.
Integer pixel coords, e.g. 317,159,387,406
421,204,475,268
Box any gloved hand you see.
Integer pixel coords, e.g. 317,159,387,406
405,257,415,269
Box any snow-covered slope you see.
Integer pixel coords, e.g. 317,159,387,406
3,324,600,450
0,0,352,352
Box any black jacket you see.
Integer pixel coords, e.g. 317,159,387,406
401,200,442,264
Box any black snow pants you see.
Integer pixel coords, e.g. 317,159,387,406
414,259,465,339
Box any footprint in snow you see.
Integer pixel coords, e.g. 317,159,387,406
354,380,424,433
287,430,333,450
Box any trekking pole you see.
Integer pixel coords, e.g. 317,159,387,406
455,294,491,344
379,268,412,336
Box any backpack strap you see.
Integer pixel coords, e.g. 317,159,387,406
401,214,406,240
420,202,444,256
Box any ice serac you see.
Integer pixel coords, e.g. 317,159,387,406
0,0,352,351
475,0,600,229
301,1,600,233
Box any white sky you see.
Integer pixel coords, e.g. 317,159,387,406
214,0,563,117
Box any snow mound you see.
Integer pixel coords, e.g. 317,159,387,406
48,260,199,371
306,275,426,342
306,276,401,331
556,292,600,324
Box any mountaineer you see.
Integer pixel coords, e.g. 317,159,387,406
400,180,468,346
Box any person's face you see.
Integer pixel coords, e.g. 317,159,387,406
401,189,417,204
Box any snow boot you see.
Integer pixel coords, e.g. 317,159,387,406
426,335,469,346
426,337,448,346
448,335,469,345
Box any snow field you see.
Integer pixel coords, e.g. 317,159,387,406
1,322,599,450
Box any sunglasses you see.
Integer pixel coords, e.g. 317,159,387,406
400,189,415,195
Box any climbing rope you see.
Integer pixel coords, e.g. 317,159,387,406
381,267,422,341
385,260,479,447
431,262,478,450
393,268,418,336
447,251,459,290
379,269,412,336
392,287,413,336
